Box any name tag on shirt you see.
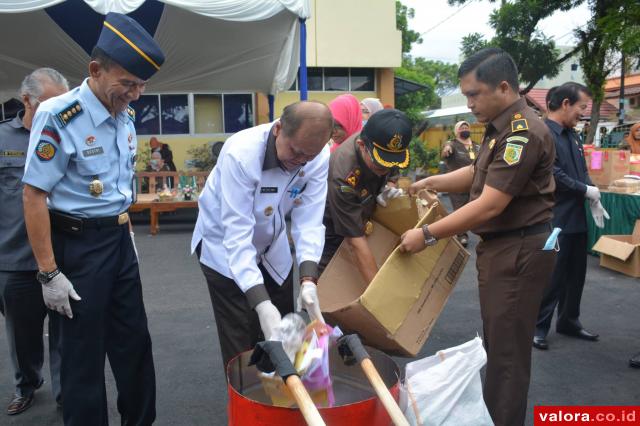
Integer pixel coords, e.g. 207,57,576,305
82,147,104,157
260,187,278,193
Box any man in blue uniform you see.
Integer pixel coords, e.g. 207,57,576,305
0,68,68,415
533,82,607,350
22,12,164,425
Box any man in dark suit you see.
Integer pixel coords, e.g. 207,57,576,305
533,82,609,350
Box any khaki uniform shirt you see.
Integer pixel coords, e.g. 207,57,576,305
470,98,555,235
321,134,386,266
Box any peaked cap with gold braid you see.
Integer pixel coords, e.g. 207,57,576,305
361,109,412,169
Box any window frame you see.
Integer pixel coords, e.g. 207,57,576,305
130,91,255,136
286,67,377,93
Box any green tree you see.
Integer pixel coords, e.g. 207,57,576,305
396,1,423,54
452,0,585,94
577,0,640,143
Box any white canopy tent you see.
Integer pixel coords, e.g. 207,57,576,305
0,0,310,102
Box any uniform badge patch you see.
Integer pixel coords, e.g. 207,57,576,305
513,113,523,120
42,126,61,144
506,135,529,144
503,143,523,166
264,206,274,216
340,185,355,193
511,118,529,133
82,147,104,157
345,168,361,187
126,106,135,122
360,189,369,198
1,150,25,157
86,136,96,146
35,140,57,161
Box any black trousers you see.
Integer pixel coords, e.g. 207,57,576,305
51,224,155,426
476,232,555,426
536,232,588,336
199,261,294,373
0,270,61,400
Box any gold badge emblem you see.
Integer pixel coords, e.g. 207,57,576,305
513,113,522,120
364,221,374,236
511,118,529,133
488,139,496,150
469,150,476,160
264,206,274,216
503,143,523,166
388,133,403,151
360,189,369,198
86,136,96,146
89,178,103,196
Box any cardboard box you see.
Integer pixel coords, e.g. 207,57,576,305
318,196,470,357
586,149,630,188
592,220,640,278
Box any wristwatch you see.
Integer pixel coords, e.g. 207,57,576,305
37,268,61,285
421,224,438,247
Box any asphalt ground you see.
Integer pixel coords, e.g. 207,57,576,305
1,205,639,425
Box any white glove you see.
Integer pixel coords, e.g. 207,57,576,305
255,300,282,341
296,281,325,323
130,231,139,262
589,199,610,229
585,185,601,202
376,186,403,207
42,272,81,319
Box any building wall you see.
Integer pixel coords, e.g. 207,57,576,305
306,0,401,68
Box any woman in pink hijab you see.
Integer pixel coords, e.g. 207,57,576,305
328,94,362,152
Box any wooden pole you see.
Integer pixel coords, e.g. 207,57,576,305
360,358,410,426
284,374,326,426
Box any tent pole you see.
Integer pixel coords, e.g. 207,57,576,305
268,94,275,122
299,18,308,101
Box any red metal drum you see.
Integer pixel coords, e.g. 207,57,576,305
227,345,400,425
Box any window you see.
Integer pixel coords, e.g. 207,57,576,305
324,68,349,91
224,94,253,134
194,95,223,134
350,68,375,91
286,68,376,92
130,92,254,135
160,95,189,134
307,68,323,91
130,95,159,135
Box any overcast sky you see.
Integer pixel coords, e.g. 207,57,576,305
401,0,592,64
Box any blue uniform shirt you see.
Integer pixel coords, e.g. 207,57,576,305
23,79,137,218
0,113,37,271
545,118,592,234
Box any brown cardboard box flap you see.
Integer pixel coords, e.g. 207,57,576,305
372,195,419,236
361,204,447,334
592,236,637,262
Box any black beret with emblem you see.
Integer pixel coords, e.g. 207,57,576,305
361,109,412,169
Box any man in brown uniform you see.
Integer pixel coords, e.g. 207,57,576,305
401,48,556,426
320,109,412,282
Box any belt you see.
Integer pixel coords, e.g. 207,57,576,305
479,222,551,242
50,210,129,234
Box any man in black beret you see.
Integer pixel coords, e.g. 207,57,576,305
22,12,164,425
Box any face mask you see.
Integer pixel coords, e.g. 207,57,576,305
459,130,471,139
542,227,562,251
150,159,159,168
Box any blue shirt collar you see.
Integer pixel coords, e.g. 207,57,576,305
78,78,128,127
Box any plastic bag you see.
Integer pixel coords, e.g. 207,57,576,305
401,336,493,426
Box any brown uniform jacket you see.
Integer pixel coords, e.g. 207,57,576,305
470,98,555,235
321,134,386,265
444,139,480,172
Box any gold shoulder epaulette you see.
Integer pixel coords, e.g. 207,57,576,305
55,101,83,128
